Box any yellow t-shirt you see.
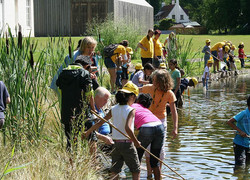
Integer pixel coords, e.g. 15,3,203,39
142,84,176,120
139,36,154,58
211,42,225,51
111,45,126,63
153,38,163,57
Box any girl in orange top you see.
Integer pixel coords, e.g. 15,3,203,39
140,69,178,178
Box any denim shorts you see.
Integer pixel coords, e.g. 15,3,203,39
110,142,140,173
137,124,164,168
233,143,250,166
104,57,116,69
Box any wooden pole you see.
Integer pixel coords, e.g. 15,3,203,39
91,110,185,180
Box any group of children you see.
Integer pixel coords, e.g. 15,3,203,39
202,39,247,73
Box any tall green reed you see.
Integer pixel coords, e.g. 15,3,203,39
167,37,202,76
0,28,51,145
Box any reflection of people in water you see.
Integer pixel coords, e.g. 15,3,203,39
239,82,246,93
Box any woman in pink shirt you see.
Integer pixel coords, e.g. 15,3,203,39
131,93,164,180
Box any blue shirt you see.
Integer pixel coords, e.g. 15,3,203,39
0,81,9,118
233,108,250,148
95,105,110,135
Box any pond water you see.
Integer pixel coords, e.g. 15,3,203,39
162,73,250,180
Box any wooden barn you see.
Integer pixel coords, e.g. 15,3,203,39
33,0,153,37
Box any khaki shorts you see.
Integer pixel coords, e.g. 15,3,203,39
110,142,140,173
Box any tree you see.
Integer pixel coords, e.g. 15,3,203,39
146,0,163,15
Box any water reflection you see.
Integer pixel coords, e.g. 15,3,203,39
164,74,250,180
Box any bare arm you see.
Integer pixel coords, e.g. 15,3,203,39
137,43,147,51
138,77,149,85
125,109,140,147
169,102,178,138
227,118,248,137
96,132,114,145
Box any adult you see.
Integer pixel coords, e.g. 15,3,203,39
164,32,177,60
153,30,164,68
132,63,154,87
104,40,129,94
56,55,95,151
93,87,111,135
0,81,10,129
50,36,99,93
210,41,226,73
135,29,154,66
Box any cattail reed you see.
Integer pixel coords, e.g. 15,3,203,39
5,32,9,54
29,44,34,68
18,25,22,49
68,37,72,58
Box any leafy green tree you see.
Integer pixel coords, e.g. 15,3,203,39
146,0,163,15
158,18,175,30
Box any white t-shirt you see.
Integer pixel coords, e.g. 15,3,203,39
111,104,134,140
202,66,210,79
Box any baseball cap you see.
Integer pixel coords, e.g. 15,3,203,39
119,81,139,96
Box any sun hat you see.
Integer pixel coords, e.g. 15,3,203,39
159,63,166,69
119,81,139,96
126,47,133,55
207,59,213,64
224,45,230,53
191,77,198,86
135,63,143,70
206,39,211,44
239,42,244,45
232,45,236,50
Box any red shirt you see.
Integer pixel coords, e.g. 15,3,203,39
238,48,245,59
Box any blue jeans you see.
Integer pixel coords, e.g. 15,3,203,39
202,78,208,90
137,124,164,168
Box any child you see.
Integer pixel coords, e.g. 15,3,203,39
227,96,250,169
178,69,198,107
238,42,246,68
132,63,155,87
130,63,143,80
115,56,123,89
168,59,181,104
202,59,213,90
85,81,141,180
229,45,237,74
202,39,211,68
140,69,178,178
121,47,133,87
131,93,164,180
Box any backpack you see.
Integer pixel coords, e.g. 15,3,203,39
103,44,119,57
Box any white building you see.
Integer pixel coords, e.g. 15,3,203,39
155,0,189,23
0,0,34,37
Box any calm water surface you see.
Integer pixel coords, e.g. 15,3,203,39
163,74,250,180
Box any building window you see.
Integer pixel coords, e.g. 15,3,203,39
26,0,31,27
172,15,175,19
180,15,184,20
